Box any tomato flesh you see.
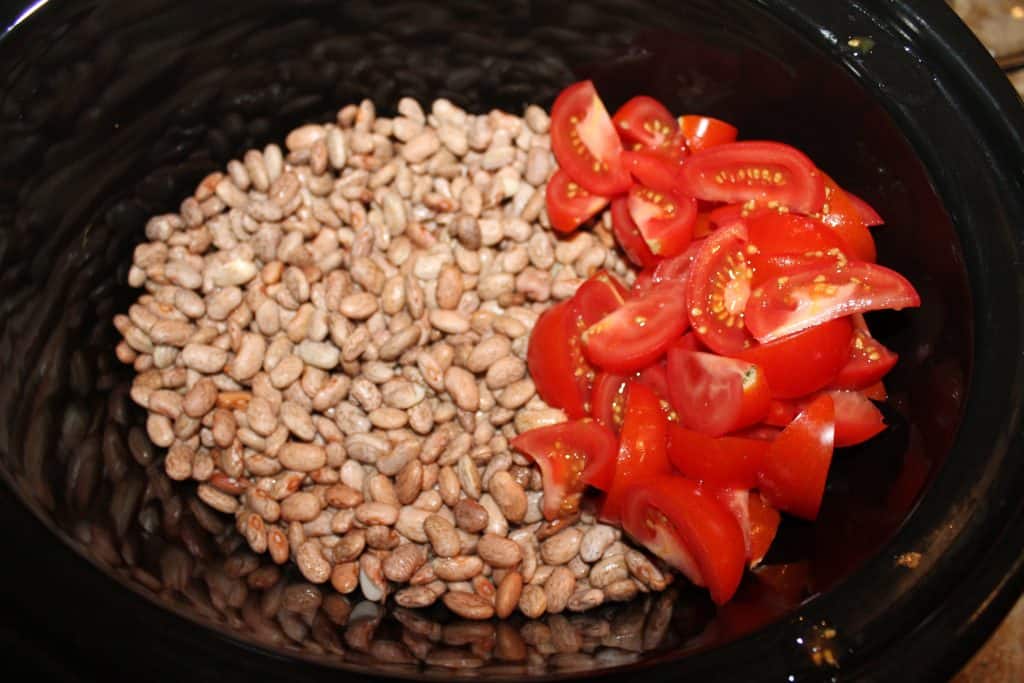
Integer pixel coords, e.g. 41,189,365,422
817,176,877,262
758,394,835,520
611,196,661,269
550,80,632,195
666,349,770,436
510,419,618,520
686,222,755,354
747,493,781,567
678,141,826,214
829,389,886,447
613,95,679,149
622,148,684,194
678,114,738,152
527,301,590,418
745,261,921,343
846,190,884,226
666,423,768,489
583,280,689,373
735,318,853,399
545,169,611,234
590,371,629,431
831,316,898,390
627,184,697,257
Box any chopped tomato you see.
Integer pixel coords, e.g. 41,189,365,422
627,184,696,257
622,148,683,194
637,362,671,403
709,202,775,230
747,493,781,567
582,280,689,373
678,141,826,214
622,476,746,604
571,270,628,328
510,419,618,519
601,382,672,522
758,393,835,520
652,238,702,287
831,315,898,390
613,95,678,149
550,80,632,195
630,268,655,297
693,211,714,239
666,349,770,436
686,222,755,354
545,169,610,234
746,212,848,283
611,196,661,269
590,371,628,431
666,423,768,489
862,380,888,401
745,261,921,343
846,190,884,227
527,300,590,418
829,389,886,447
678,114,738,152
817,176,877,262
764,399,800,427
715,488,752,558
734,318,853,399
734,425,783,441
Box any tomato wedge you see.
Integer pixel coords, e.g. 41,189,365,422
652,238,702,287
627,184,697,257
622,476,746,605
747,493,781,567
829,389,886,447
817,176,877,262
611,196,661,269
686,222,755,354
678,114,738,152
526,300,590,418
758,393,835,520
666,349,770,436
831,315,898,390
678,141,826,214
716,488,752,559
572,270,628,328
550,80,632,195
734,318,853,399
510,419,618,520
590,371,628,431
846,190,884,227
666,423,768,488
613,95,679,149
622,148,684,194
545,169,610,234
582,280,690,373
601,382,672,522
745,261,921,343
630,268,655,298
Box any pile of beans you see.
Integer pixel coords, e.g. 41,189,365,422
114,96,672,619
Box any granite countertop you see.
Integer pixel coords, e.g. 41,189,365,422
948,2,1023,680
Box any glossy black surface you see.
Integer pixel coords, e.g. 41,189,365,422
0,0,1021,681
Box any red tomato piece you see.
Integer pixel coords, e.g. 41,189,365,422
510,419,619,519
627,184,697,257
526,301,590,418
846,190,884,226
678,141,826,214
630,268,655,298
550,80,633,195
611,196,661,269
678,114,738,152
709,202,768,230
816,176,877,262
621,476,747,605
601,382,673,522
758,393,835,520
747,493,781,567
582,280,690,373
637,362,671,403
571,270,628,328
590,371,628,431
829,389,886,447
622,148,683,194
613,95,679,149
685,222,756,354
693,211,714,239
745,212,847,283
831,315,899,390
862,380,888,401
666,423,768,488
652,238,703,287
764,399,800,427
735,318,853,399
745,261,921,343
715,487,752,559
545,169,611,234
666,348,771,436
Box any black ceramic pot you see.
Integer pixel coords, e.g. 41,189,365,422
1,1,1022,681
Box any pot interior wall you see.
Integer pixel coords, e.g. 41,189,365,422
0,0,969,678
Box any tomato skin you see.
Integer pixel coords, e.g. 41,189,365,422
550,81,633,196
627,184,697,258
630,268,655,298
510,419,619,520
745,261,921,343
622,149,684,194
846,190,884,226
686,222,755,355
666,349,771,436
611,197,661,269
590,371,628,431
758,394,835,520
637,362,671,403
747,493,781,567
746,212,848,284
622,476,747,605
678,141,826,214
678,114,738,151
545,169,611,234
527,301,589,418
572,270,628,328
831,317,899,390
652,238,703,287
582,280,690,373
828,389,886,447
613,96,679,149
666,423,768,488
601,382,673,522
734,318,853,399
817,176,877,262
